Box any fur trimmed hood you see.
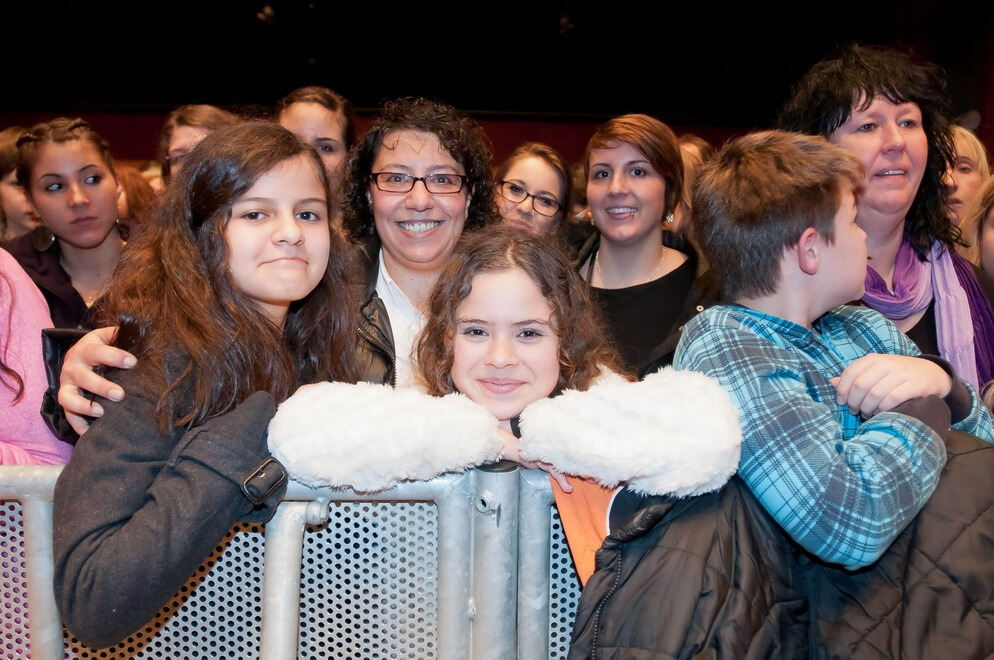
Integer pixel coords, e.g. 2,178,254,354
268,368,741,495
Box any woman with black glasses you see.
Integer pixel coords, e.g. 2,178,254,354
494,142,572,239
341,97,498,386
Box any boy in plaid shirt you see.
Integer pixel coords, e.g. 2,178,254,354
674,131,994,569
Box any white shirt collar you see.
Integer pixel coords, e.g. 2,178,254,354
375,250,425,389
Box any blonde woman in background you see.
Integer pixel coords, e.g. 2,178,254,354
946,125,990,225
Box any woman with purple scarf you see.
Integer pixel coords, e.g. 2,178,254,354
779,44,994,398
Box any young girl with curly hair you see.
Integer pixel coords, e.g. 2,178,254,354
269,227,741,582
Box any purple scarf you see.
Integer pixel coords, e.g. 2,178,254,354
863,240,994,392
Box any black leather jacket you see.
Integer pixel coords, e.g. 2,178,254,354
353,236,396,387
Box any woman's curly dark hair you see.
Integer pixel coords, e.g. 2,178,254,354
777,44,958,259
342,97,497,241
416,226,629,398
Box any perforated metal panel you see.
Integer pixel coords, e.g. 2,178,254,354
3,471,583,659
1,501,29,660
61,523,265,659
298,501,439,659
549,509,581,659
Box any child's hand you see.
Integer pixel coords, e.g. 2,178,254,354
830,354,952,417
498,428,573,493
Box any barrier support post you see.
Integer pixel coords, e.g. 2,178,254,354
471,462,519,660
517,469,556,658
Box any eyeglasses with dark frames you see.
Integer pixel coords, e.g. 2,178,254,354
370,172,467,194
498,181,562,217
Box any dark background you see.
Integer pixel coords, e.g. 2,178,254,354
3,1,993,163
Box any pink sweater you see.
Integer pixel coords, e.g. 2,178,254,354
1,248,72,464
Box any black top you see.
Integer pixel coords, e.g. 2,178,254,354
5,231,92,329
904,301,939,356
588,254,696,374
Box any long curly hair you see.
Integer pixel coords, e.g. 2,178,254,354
777,44,958,259
100,122,359,431
416,227,628,397
342,97,497,241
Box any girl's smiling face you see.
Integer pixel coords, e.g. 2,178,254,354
451,267,561,421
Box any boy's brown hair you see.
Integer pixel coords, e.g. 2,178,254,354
693,130,863,300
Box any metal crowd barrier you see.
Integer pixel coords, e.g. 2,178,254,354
0,463,581,659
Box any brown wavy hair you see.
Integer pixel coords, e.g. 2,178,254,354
416,227,628,397
99,122,359,431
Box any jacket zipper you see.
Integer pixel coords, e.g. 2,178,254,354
356,324,397,388
590,546,624,660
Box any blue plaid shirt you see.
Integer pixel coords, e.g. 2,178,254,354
675,304,994,569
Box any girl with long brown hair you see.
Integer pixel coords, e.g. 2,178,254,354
52,122,358,648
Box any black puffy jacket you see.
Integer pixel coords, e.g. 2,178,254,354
570,430,994,659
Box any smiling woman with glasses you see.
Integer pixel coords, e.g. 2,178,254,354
494,142,572,238
339,97,497,388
